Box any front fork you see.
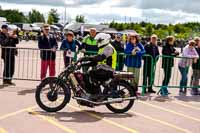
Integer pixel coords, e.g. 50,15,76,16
68,73,85,94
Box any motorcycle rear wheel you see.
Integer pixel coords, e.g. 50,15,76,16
104,80,136,113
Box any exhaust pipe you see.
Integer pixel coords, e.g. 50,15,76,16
73,97,136,105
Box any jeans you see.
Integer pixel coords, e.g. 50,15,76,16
160,66,172,96
178,66,189,90
162,66,172,87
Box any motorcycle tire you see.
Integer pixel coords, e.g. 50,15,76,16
104,80,136,113
35,77,71,112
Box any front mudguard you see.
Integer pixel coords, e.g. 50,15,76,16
38,77,71,103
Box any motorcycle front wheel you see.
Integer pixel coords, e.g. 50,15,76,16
35,77,71,112
104,80,136,113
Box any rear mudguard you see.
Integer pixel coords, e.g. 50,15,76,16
105,79,137,97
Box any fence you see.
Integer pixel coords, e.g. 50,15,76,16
154,55,200,89
0,47,65,81
0,47,199,95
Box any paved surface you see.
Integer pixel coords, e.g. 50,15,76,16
0,80,200,133
0,41,200,133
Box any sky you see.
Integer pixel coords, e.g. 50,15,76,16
0,0,200,24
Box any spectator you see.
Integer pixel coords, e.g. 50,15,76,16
191,37,200,95
38,24,58,80
111,33,125,71
178,40,199,95
124,33,145,88
82,28,98,72
60,31,82,67
143,34,160,93
0,25,19,85
160,36,179,96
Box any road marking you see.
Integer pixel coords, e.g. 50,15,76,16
173,101,200,111
68,104,139,133
0,128,8,133
0,106,37,121
139,101,200,122
113,105,192,133
132,111,192,133
0,99,63,121
27,109,76,133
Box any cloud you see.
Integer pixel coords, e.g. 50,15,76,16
1,0,200,15
0,0,104,7
1,0,200,24
135,0,200,14
141,9,200,24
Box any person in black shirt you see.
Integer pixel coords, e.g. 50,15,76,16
111,34,124,71
38,24,58,80
160,36,179,96
143,34,160,93
0,25,19,85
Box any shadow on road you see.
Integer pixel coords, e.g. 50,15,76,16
174,95,200,102
138,93,173,102
29,110,133,123
18,88,36,95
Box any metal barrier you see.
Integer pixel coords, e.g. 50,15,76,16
0,47,154,87
0,47,66,81
154,55,200,88
1,47,199,94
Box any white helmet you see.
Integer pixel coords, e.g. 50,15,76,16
95,33,111,48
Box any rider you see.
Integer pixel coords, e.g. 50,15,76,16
75,33,117,98
81,33,117,69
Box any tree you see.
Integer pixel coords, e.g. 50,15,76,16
48,9,59,24
28,9,45,23
145,24,153,37
47,15,54,25
109,20,115,28
0,9,27,23
75,15,85,23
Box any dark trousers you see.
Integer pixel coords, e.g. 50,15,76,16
116,55,124,71
64,57,72,67
143,63,153,91
162,66,172,87
3,55,15,82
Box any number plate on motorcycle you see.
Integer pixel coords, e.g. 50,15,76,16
66,51,75,58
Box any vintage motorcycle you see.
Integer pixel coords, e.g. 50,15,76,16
35,59,137,113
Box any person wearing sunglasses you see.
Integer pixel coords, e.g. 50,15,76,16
124,33,145,91
178,40,199,95
160,36,179,96
111,33,125,71
38,24,58,80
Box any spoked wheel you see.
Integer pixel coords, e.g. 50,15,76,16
104,80,136,113
35,77,71,112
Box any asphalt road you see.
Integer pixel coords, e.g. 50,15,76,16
0,80,200,133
